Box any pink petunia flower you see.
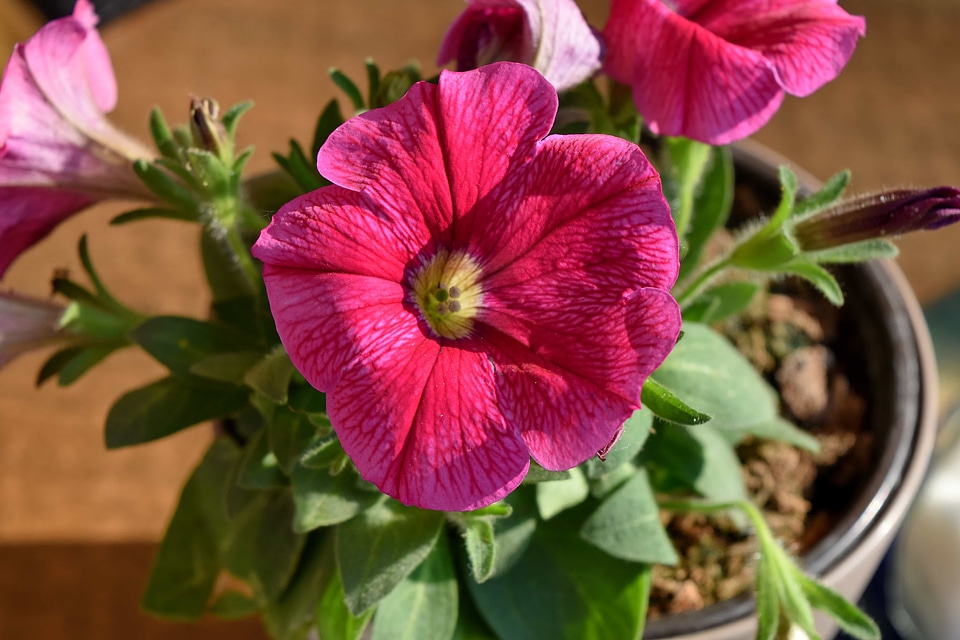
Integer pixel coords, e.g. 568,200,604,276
438,0,603,92
0,0,153,277
603,0,866,144
253,62,681,511
0,291,66,369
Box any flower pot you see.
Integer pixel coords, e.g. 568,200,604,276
643,140,939,640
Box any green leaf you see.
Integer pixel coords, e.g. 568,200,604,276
801,238,899,264
462,516,497,583
781,260,844,305
209,591,259,620
580,469,678,565
522,463,570,483
767,165,799,231
682,281,761,324
269,406,321,475
535,466,589,520
291,463,378,532
372,534,458,640
798,575,880,640
679,145,734,280
468,505,650,640
263,532,330,640
742,416,819,452
244,346,296,404
238,428,287,489
793,169,851,218
221,490,306,600
110,207,197,225
221,100,254,139
190,351,264,385
312,99,345,158
584,408,652,478
641,421,749,508
755,555,780,640
142,437,239,619
330,68,366,111
184,148,233,199
132,316,252,376
641,377,712,426
315,534,374,640
337,499,446,615
453,587,500,640
650,323,781,442
300,435,345,469
365,59,381,105
37,346,85,386
487,488,538,578
105,376,249,448
372,64,422,109
56,344,119,386
134,158,198,211
149,107,180,160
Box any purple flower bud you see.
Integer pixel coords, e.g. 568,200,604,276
793,187,960,250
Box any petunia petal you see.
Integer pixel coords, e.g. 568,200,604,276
22,15,111,143
484,287,681,469
437,63,557,241
259,269,407,393
605,0,784,144
317,81,454,244
523,0,603,92
71,0,117,112
0,186,95,277
696,0,866,97
252,185,428,283
478,134,678,315
330,340,530,511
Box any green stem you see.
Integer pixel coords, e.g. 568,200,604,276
224,224,261,294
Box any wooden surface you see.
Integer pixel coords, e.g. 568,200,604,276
1,0,958,637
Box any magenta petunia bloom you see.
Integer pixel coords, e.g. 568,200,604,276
603,0,866,144
438,0,603,92
0,0,153,277
253,63,681,511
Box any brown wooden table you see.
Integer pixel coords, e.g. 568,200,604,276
1,0,958,637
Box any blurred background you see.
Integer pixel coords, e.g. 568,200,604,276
0,0,958,637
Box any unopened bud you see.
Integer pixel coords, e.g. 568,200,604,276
189,97,229,160
793,187,960,250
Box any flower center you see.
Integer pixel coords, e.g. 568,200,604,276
410,250,484,339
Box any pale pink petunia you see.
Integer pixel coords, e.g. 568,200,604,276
438,0,603,92
0,0,153,277
253,63,681,511
603,0,866,144
0,290,66,368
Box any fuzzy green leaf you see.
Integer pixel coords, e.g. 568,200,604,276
801,239,899,264
337,499,445,615
678,145,734,279
782,260,844,305
263,532,330,640
134,159,198,211
799,575,880,640
535,466,589,520
756,555,780,640
330,68,366,111
290,463,377,532
585,407,653,478
468,505,650,640
238,428,287,489
641,377,712,426
110,207,197,225
793,170,851,218
371,534,458,640
315,534,374,640
580,469,678,565
105,376,249,448
141,437,239,619
132,316,252,376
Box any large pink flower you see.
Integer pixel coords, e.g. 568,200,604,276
253,62,681,511
438,0,603,92
0,0,153,277
603,0,866,144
